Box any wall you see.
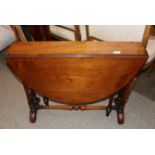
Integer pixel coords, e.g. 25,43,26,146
0,26,16,51
49,25,146,41
81,25,145,41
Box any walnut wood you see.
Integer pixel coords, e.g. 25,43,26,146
80,105,107,110
11,26,28,42
7,41,147,56
39,105,107,110
7,41,147,105
7,41,148,123
40,105,73,110
23,83,40,122
74,25,81,41
118,79,136,124
85,25,90,40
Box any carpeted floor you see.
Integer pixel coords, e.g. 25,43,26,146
0,50,155,128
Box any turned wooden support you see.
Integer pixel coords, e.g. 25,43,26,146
106,78,136,124
23,83,40,123
39,105,107,110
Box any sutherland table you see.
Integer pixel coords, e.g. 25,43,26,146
7,41,148,124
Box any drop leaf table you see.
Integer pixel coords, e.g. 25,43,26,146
7,41,148,124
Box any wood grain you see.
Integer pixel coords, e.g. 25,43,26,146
7,41,147,56
7,41,147,105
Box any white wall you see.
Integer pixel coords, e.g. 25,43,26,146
49,25,75,40
0,26,16,51
50,25,146,42
81,25,145,41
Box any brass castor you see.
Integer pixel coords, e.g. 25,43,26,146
117,112,124,124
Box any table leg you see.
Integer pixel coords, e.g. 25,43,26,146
116,78,136,124
23,83,40,123
106,78,136,124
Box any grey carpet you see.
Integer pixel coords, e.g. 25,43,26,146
0,50,155,128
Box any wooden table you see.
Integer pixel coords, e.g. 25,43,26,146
7,41,148,124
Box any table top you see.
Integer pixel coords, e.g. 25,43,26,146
7,41,148,104
7,41,147,57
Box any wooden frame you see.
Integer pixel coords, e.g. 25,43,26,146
85,25,103,41
11,25,52,41
50,25,81,41
86,25,152,44
142,25,152,48
12,25,152,44
142,25,155,71
11,26,28,42
150,25,155,37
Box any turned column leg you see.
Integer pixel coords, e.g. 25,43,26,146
106,78,136,124
116,78,136,124
114,95,124,124
106,96,114,116
23,83,40,123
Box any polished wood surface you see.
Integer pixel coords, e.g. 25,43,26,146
7,41,148,123
8,41,147,55
7,41,147,104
